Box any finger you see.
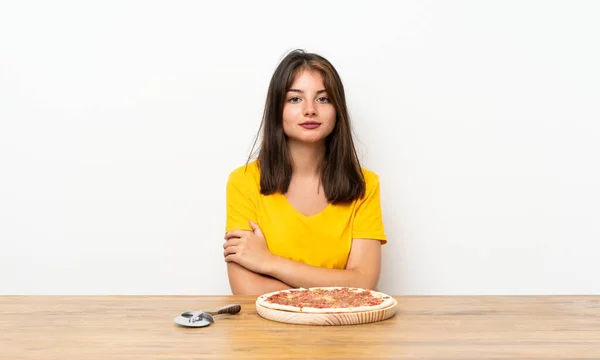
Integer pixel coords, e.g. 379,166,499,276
249,220,264,237
225,229,252,240
224,253,238,263
223,238,243,249
223,245,240,257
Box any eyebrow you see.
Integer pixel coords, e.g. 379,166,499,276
287,89,328,94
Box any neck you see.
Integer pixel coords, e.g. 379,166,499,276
288,140,326,177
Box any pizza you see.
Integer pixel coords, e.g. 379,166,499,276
255,286,395,313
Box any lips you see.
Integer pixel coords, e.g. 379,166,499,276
299,121,321,129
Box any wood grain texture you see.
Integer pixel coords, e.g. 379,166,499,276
1,295,600,359
256,298,398,325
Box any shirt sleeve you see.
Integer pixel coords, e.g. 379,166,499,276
352,172,387,244
225,169,257,232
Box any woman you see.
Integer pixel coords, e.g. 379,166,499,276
223,49,387,295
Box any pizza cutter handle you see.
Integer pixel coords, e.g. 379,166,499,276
210,304,241,316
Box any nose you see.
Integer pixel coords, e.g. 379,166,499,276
303,102,317,117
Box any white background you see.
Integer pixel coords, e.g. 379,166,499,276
1,1,599,295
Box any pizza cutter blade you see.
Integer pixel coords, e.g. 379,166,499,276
181,311,215,324
173,315,211,328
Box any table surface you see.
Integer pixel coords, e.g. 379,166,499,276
1,295,599,359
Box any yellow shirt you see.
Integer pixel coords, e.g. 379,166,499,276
225,161,387,270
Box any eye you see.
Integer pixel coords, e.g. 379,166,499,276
317,97,331,103
287,97,301,103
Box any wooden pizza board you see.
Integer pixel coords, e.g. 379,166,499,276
255,298,398,326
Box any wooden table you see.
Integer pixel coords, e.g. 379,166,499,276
1,295,599,359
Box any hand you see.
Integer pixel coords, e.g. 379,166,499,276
223,220,273,275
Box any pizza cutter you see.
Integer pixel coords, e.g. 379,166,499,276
173,304,242,328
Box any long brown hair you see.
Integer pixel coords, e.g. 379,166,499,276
248,49,365,204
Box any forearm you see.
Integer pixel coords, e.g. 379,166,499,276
227,262,292,295
264,255,376,290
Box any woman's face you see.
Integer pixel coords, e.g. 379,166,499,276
282,69,336,145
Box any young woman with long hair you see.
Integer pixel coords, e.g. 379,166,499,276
223,49,387,295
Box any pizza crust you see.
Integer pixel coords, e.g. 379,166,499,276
256,287,395,314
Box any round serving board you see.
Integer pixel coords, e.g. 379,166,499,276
255,298,398,326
